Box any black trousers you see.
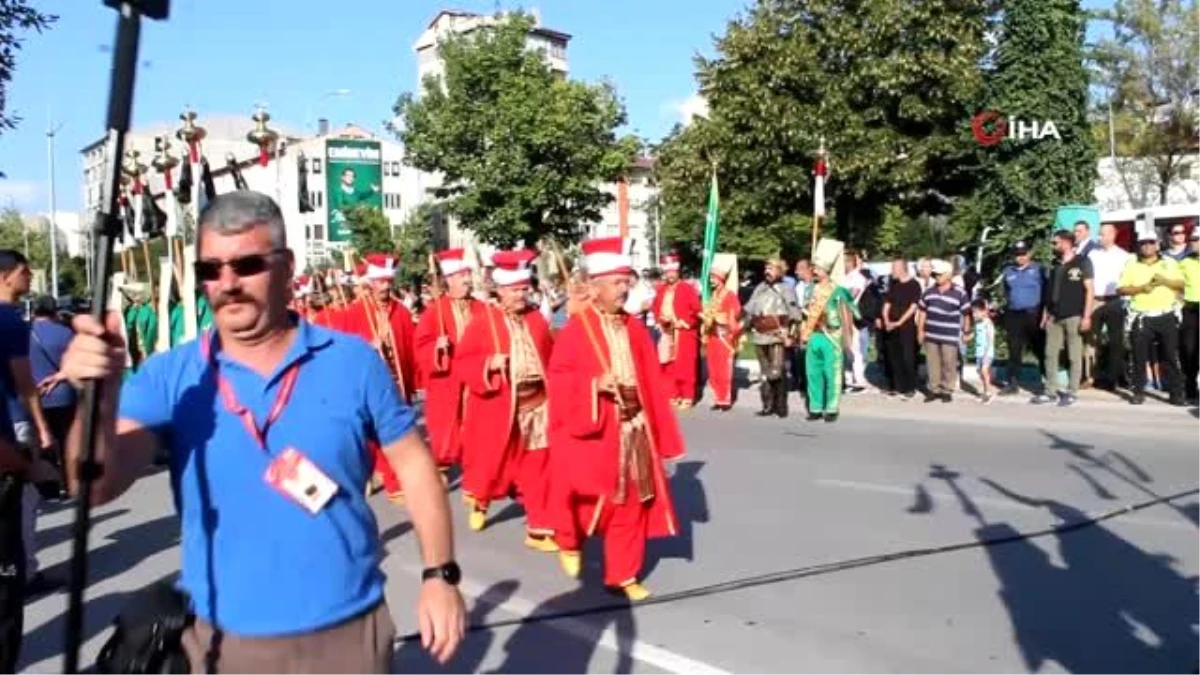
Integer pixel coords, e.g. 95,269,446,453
876,326,893,390
1091,298,1127,388
789,346,807,393
884,326,919,394
1181,303,1199,400
1004,308,1045,388
1132,313,1184,401
0,472,26,673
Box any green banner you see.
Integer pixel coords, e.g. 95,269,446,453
326,139,383,242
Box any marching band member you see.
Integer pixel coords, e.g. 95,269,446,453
414,248,480,479
457,250,555,547
800,241,860,422
548,237,684,601
651,252,702,409
702,254,741,411
342,253,417,502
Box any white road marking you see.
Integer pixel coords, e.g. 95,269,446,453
815,478,1195,531
389,558,731,675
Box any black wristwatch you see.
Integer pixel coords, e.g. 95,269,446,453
421,561,462,586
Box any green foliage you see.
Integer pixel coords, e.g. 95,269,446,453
656,0,992,263
395,203,436,288
0,208,86,296
0,1,55,148
344,205,396,256
1090,0,1199,205
954,0,1096,268
394,13,638,248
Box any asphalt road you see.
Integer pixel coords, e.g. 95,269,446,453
17,392,1199,673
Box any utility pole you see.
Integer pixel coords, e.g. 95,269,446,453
47,117,65,299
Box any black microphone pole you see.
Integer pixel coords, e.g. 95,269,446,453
63,2,169,672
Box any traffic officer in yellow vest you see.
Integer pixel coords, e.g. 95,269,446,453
1179,229,1199,403
1118,232,1186,405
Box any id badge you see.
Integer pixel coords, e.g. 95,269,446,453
264,447,339,514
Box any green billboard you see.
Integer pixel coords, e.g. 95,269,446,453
326,138,383,242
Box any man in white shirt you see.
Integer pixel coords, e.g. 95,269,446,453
840,250,871,391
624,269,656,325
1086,222,1132,390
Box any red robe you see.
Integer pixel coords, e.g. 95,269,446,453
651,279,703,404
342,296,417,498
413,295,480,468
704,287,742,406
457,305,555,533
547,306,684,587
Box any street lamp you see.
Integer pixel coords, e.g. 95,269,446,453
306,89,353,133
46,118,64,300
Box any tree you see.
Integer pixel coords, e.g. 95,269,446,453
0,1,55,150
395,203,435,288
393,13,638,248
0,208,87,296
952,0,1096,263
1092,0,1199,205
655,0,992,263
344,205,396,256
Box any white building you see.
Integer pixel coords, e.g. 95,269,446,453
23,211,85,258
79,117,424,271
414,8,569,90
584,157,660,271
1094,154,1200,212
412,9,660,271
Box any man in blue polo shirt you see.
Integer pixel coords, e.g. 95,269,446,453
999,241,1045,395
62,191,465,672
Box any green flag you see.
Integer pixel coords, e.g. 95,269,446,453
700,171,719,303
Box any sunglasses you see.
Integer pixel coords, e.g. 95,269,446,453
1172,230,1186,236
195,250,284,282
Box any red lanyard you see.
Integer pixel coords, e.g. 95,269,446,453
199,330,301,451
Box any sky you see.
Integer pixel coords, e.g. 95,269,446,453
0,0,1113,216
0,0,745,213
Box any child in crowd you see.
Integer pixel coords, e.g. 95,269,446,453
971,299,996,404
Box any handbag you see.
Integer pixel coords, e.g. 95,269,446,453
96,581,193,674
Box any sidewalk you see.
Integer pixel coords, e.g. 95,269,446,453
732,359,1195,413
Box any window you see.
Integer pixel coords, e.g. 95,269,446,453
312,223,325,241
312,159,322,174
550,42,566,60
1181,164,1193,180
391,161,401,175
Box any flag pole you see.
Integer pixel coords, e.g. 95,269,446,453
700,162,719,304
811,136,826,255
65,2,168,671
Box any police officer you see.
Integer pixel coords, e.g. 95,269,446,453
1118,232,1186,405
1000,241,1045,395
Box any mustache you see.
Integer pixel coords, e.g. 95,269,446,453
211,289,251,309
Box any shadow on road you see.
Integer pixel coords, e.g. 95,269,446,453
39,514,180,591
644,460,708,579
18,571,179,671
394,579,520,673
491,585,636,673
915,463,1198,673
35,508,128,550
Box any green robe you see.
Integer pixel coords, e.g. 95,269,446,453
805,283,859,414
196,295,214,331
126,302,158,367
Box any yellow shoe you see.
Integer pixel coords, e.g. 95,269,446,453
387,492,405,506
524,535,559,553
621,582,652,601
468,508,487,531
558,551,582,578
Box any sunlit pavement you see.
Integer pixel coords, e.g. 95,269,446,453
19,392,1199,673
